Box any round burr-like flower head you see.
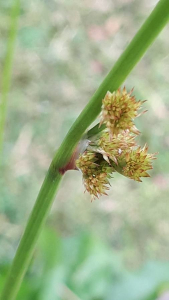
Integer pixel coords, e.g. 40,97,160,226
100,87,146,137
120,145,157,182
76,151,114,200
97,130,136,165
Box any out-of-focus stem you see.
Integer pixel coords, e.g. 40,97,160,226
0,0,20,160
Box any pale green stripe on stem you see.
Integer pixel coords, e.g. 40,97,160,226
1,1,169,300
0,0,20,159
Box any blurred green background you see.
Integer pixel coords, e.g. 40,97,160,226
0,0,169,299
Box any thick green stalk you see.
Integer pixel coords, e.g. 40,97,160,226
0,0,20,159
1,169,62,300
1,1,169,300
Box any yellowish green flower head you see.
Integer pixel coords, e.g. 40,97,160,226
97,130,136,165
100,87,145,137
76,87,156,200
76,151,114,200
118,144,156,182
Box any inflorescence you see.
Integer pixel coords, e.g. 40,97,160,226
76,87,156,200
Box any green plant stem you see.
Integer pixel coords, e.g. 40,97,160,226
1,1,169,300
0,0,20,160
87,124,106,138
1,169,62,300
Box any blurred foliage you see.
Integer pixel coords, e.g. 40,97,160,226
1,228,169,300
0,0,169,299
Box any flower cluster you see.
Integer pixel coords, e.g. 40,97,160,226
76,87,156,199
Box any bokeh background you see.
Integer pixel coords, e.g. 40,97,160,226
0,0,169,299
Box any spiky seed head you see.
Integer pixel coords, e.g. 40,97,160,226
97,130,136,164
100,87,145,137
76,151,114,200
120,145,157,182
